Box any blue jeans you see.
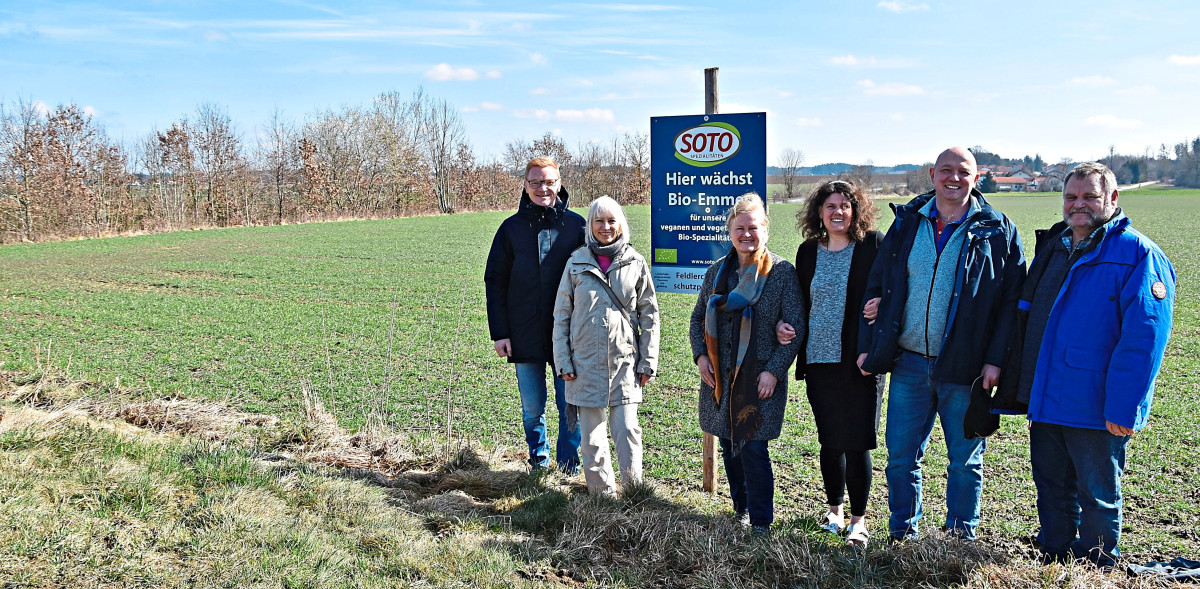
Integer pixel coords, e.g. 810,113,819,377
719,438,774,527
885,351,986,540
515,362,580,471
1030,421,1128,566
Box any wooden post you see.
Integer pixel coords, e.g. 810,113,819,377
702,66,719,495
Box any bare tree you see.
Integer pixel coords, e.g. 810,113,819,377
777,148,805,202
846,159,875,192
0,100,43,240
258,108,299,224
410,88,467,214
905,163,934,195
193,102,243,225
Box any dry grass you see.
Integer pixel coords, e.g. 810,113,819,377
0,368,1188,588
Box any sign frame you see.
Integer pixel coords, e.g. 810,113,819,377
650,112,767,294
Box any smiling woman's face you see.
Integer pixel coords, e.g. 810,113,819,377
729,211,767,258
820,192,853,238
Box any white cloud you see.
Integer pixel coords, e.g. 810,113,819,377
796,117,822,127
530,87,551,95
511,108,615,123
512,108,551,120
203,29,228,42
890,113,905,121
530,52,547,65
1082,114,1143,129
779,91,794,98
425,63,480,81
485,70,502,79
877,1,930,13
1167,54,1200,66
829,54,916,68
856,79,924,96
585,4,687,11
459,101,503,113
32,100,49,116
830,55,866,66
1069,75,1115,85
82,105,98,117
1115,85,1157,96
554,108,615,123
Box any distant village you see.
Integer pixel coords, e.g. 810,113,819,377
976,163,1068,193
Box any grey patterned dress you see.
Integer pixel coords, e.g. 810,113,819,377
688,251,804,440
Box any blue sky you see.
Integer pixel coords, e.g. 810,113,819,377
4,1,1200,167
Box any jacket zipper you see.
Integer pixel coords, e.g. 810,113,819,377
925,217,942,356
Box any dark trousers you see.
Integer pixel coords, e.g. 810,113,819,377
820,447,872,517
719,437,774,527
1030,421,1128,566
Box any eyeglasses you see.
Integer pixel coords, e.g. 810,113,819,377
526,178,560,189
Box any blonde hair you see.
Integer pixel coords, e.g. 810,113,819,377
725,192,769,233
525,156,560,178
586,196,630,247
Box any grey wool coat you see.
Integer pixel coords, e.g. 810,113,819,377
689,251,804,440
553,245,660,408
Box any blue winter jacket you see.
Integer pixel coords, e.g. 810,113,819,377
1022,212,1175,431
484,188,586,364
857,190,1026,385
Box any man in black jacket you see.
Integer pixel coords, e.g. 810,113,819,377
484,157,585,472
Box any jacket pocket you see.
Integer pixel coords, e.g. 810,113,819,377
1062,346,1109,372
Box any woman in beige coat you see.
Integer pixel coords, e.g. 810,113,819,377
553,196,660,495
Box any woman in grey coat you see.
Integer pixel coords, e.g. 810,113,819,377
553,196,660,495
689,193,803,534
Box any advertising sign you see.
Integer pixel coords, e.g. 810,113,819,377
650,112,767,294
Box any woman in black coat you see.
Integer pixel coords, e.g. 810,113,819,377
777,180,884,547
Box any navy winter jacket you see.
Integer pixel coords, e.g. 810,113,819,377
484,188,586,364
857,190,1026,385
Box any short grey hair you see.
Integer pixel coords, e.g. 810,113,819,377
1065,162,1118,196
585,196,630,247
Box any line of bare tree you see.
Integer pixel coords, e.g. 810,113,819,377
0,89,650,243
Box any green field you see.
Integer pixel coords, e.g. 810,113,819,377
2,186,1198,585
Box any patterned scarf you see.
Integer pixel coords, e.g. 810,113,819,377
704,246,773,453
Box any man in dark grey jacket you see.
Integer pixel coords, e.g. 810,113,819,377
857,146,1026,542
484,157,585,472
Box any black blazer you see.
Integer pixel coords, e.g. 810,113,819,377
793,230,883,380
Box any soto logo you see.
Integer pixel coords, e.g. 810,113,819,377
674,122,741,167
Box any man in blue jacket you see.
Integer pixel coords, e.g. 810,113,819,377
484,157,585,473
857,146,1026,541
1006,162,1175,565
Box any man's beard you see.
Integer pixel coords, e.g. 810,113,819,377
1064,204,1116,231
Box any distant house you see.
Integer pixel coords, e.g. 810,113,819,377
1039,174,1065,192
1006,170,1033,179
993,176,1029,192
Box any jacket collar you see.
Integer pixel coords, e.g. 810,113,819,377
572,243,632,271
518,186,571,221
896,189,1001,225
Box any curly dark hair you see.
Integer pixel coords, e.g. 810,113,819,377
795,179,878,243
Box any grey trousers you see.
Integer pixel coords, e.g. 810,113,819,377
577,404,642,494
